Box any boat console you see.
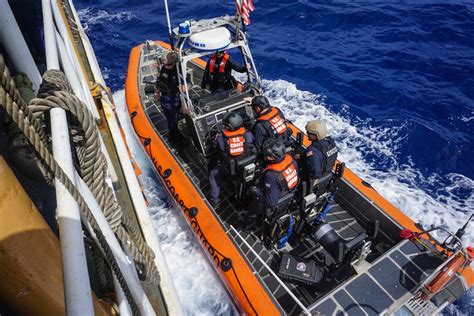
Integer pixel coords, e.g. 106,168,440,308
166,16,263,158
185,90,255,157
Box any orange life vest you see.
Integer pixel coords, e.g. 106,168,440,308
257,107,287,136
223,127,246,157
265,154,298,190
209,53,230,74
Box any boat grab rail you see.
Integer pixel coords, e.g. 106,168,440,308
229,225,312,315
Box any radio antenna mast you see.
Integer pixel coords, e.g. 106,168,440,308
163,0,175,50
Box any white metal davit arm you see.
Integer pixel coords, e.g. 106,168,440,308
43,0,94,314
50,108,95,316
50,0,100,121
74,171,156,315
0,0,42,93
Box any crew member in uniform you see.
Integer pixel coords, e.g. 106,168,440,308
304,120,338,180
246,139,299,225
155,51,182,145
249,96,290,150
201,50,249,93
209,112,254,205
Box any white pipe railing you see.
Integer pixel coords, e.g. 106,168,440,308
66,0,107,87
74,170,156,315
55,30,89,104
0,0,42,92
113,275,133,316
40,0,156,314
229,225,312,315
43,0,94,314
50,108,94,316
52,1,120,186
50,0,100,121
101,98,185,314
81,200,133,315
42,0,59,70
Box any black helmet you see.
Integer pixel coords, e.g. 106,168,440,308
251,96,270,109
262,139,286,162
223,112,244,131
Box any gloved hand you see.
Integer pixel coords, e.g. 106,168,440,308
243,96,252,103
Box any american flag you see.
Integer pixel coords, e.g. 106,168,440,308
235,0,255,26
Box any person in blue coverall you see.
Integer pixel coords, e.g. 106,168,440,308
249,96,290,150
209,112,255,206
155,51,182,145
245,139,299,227
303,120,338,180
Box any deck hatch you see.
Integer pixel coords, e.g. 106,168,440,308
345,274,393,315
390,250,428,284
315,298,337,315
333,289,366,316
368,258,417,300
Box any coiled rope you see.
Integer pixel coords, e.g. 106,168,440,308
28,70,160,286
0,56,154,315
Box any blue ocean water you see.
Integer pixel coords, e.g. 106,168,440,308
75,0,473,314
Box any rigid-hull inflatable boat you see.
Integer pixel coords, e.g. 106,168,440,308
125,15,473,315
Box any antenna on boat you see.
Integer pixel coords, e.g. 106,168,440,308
455,213,473,239
163,0,175,50
445,213,472,249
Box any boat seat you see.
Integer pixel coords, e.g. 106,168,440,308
283,128,295,148
310,172,334,198
297,172,333,216
265,192,295,219
312,222,367,264
227,154,257,200
227,154,257,180
262,192,296,249
298,162,346,213
234,154,257,182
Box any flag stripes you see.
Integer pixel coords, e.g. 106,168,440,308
236,0,255,25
